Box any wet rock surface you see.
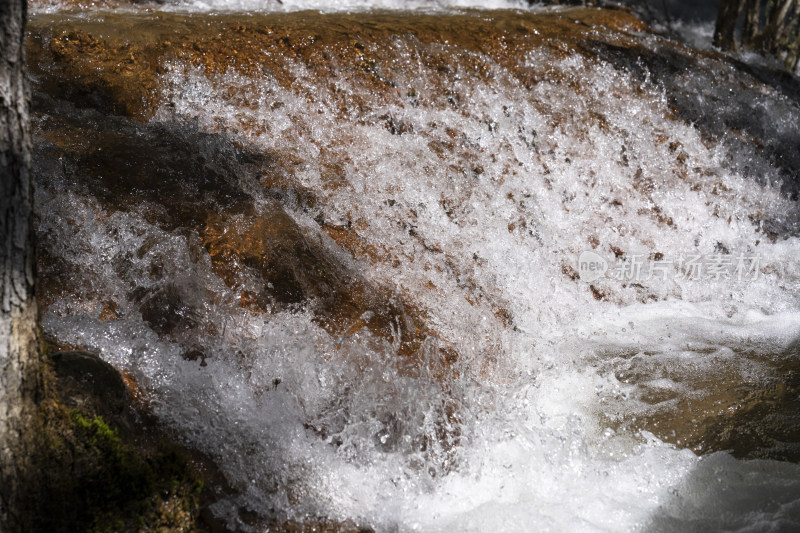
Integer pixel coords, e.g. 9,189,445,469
30,5,800,461
50,350,130,416
600,346,800,462
27,9,647,120
25,350,204,532
27,5,800,531
33,102,439,366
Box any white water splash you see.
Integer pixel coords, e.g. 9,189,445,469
35,11,800,533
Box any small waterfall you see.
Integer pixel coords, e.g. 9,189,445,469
29,3,800,531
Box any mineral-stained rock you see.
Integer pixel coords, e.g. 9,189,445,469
200,202,437,361
28,7,800,531
202,204,336,306
28,7,651,373
29,7,800,185
33,107,438,367
27,8,647,121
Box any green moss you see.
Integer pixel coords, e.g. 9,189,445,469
72,412,120,443
29,360,204,533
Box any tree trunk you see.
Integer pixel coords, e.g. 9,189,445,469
788,10,800,70
743,0,763,48
762,0,797,52
0,0,41,531
714,0,747,50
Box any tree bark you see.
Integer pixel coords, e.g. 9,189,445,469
714,0,747,50
742,0,763,48
790,8,800,70
0,0,41,531
762,0,797,52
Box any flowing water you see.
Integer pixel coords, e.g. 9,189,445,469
27,1,800,531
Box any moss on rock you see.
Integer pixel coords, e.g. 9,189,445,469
28,351,204,533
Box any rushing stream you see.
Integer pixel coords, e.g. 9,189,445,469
27,0,800,531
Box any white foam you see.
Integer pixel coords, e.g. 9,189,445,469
31,0,531,14
35,13,800,533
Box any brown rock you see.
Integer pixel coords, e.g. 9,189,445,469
600,347,800,462
27,9,648,121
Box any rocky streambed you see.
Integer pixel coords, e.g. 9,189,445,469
28,5,800,532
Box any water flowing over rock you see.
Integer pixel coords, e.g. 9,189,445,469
28,4,800,532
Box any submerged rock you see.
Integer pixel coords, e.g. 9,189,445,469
33,105,441,366
27,6,650,374
602,346,800,462
27,5,800,531
26,9,645,120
